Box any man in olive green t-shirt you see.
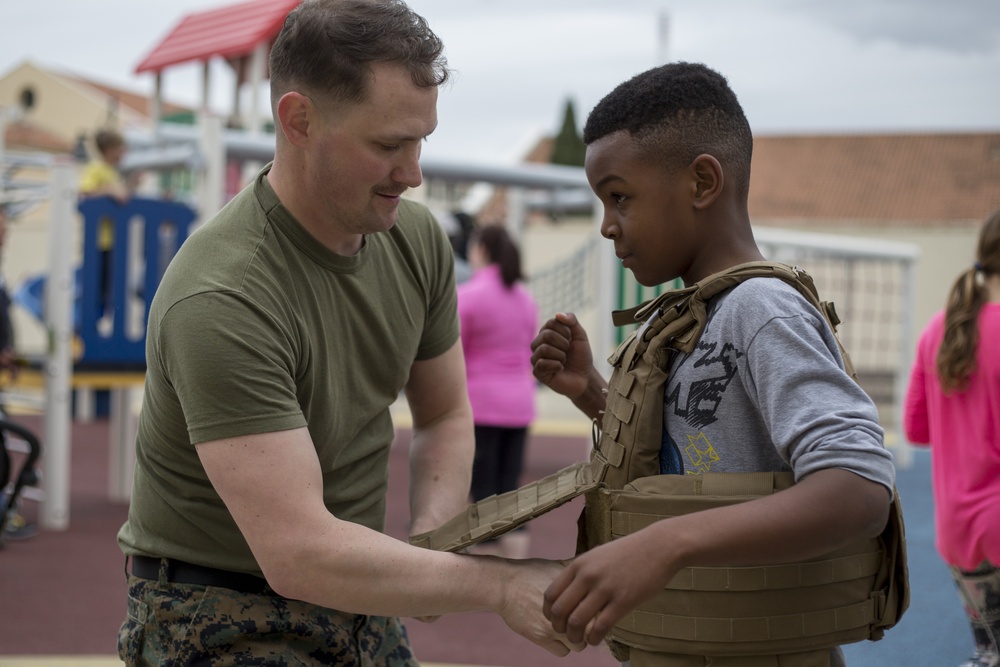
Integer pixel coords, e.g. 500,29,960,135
116,2,584,665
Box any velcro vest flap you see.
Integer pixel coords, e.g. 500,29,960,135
617,597,877,646
587,471,905,656
410,461,597,552
627,470,794,496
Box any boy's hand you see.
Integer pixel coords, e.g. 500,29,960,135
543,532,676,646
496,557,588,656
530,312,594,400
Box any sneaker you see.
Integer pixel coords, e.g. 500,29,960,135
2,511,38,540
959,651,1000,667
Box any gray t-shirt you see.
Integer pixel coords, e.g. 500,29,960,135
651,277,888,667
660,277,894,494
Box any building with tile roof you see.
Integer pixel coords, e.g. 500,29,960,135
749,132,1000,226
747,132,1000,332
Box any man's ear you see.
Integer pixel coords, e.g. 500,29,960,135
690,154,724,209
275,92,313,147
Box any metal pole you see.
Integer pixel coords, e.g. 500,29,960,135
152,73,163,136
41,157,75,531
893,256,919,469
249,43,267,136
594,192,615,381
201,60,211,114
0,107,7,190
0,106,21,201
196,112,225,225
232,57,243,125
506,187,526,241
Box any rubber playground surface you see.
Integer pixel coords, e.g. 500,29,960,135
0,403,977,667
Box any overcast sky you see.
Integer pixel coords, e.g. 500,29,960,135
2,0,998,163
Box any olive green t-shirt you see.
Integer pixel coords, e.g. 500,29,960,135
118,165,459,575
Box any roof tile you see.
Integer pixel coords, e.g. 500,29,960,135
135,0,301,74
749,133,1000,224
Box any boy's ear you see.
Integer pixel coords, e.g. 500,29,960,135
275,92,314,147
689,154,724,209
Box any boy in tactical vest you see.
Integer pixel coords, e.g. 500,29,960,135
530,63,897,667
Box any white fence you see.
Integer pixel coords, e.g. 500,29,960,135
529,224,920,466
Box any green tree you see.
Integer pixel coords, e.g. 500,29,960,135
549,98,585,167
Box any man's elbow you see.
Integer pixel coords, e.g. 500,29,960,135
256,541,330,602
259,554,309,600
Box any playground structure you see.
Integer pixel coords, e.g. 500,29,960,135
0,151,199,530
16,196,196,366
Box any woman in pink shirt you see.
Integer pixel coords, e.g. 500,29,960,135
458,225,537,558
904,208,1000,667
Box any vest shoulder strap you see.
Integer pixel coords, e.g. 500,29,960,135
610,261,856,380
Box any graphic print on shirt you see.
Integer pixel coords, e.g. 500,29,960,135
662,335,743,474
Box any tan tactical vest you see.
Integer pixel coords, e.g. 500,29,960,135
412,261,909,667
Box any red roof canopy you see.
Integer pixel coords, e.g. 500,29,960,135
135,0,301,74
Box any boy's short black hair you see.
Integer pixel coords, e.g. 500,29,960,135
583,62,753,200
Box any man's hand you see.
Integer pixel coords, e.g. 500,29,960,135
497,557,589,656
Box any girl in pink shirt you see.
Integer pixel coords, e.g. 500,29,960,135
458,225,537,558
904,208,1000,667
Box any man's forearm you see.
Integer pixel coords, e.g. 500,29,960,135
408,412,474,535
265,513,508,615
262,520,576,656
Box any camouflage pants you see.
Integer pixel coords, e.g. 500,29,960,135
119,574,419,666
951,561,1000,661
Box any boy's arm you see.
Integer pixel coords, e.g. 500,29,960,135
543,468,890,646
531,312,608,421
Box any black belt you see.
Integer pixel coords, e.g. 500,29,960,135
130,555,272,594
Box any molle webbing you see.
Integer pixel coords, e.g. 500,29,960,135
409,461,595,552
584,472,899,658
625,647,834,667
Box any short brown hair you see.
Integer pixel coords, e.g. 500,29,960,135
268,0,449,114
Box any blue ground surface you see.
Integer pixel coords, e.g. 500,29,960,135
842,446,972,667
